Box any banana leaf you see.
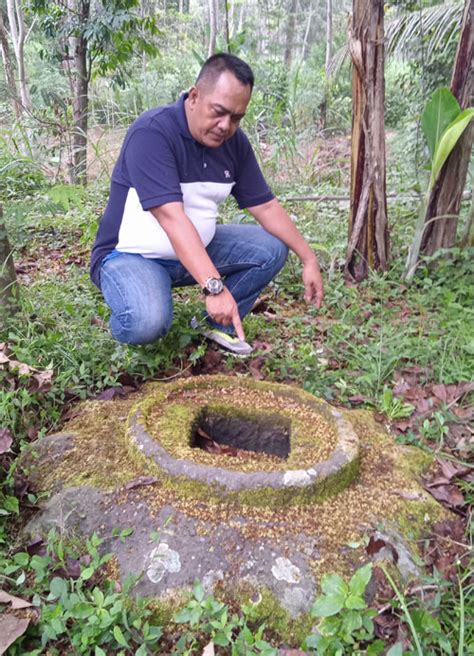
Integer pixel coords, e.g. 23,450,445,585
429,108,474,190
421,87,460,160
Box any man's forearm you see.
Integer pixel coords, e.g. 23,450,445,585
151,202,246,338
150,203,220,286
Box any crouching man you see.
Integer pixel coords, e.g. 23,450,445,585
90,53,323,355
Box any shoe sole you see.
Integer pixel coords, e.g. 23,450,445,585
201,329,254,356
191,318,253,356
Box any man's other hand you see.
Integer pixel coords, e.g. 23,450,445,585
205,288,246,341
302,259,324,309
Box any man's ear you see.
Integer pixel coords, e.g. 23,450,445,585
188,86,199,106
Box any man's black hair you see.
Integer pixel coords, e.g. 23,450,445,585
196,53,254,90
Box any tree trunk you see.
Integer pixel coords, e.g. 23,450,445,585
460,184,473,247
223,0,230,52
0,205,19,328
345,0,388,283
301,7,313,61
66,0,90,185
237,3,244,33
5,0,31,111
284,0,298,68
0,10,22,119
208,0,217,57
420,0,473,256
325,0,333,78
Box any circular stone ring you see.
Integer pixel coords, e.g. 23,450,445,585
127,376,360,505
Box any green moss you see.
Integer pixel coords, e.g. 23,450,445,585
146,592,189,628
394,444,433,477
235,455,360,507
393,497,446,541
137,582,314,647
222,584,314,646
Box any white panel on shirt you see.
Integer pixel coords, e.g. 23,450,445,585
116,181,235,259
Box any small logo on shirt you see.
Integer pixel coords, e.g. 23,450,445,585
224,170,231,178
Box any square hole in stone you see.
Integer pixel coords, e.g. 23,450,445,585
191,408,291,459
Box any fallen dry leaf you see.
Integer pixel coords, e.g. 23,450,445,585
415,398,433,415
201,641,215,656
0,591,33,610
366,535,399,563
0,614,30,654
424,484,465,508
393,419,411,432
26,538,46,557
8,360,32,376
437,459,472,481
249,356,266,380
31,369,54,392
124,476,158,490
423,518,468,581
26,426,39,442
452,406,474,420
374,611,400,640
392,380,411,396
95,386,135,401
252,340,274,352
55,556,82,580
194,348,224,374
431,384,449,403
0,428,13,454
348,394,369,405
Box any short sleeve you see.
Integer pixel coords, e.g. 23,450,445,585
231,132,274,209
122,127,183,210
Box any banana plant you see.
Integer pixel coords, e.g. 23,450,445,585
403,87,474,281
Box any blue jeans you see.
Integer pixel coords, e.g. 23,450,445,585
99,224,288,345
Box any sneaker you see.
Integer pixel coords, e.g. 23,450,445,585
191,317,254,356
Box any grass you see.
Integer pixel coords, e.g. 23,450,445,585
1,126,473,654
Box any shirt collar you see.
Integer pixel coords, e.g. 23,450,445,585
177,92,195,140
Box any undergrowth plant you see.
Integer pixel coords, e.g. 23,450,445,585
303,563,384,655
2,523,471,655
174,581,278,655
3,531,163,656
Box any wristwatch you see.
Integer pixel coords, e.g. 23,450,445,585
202,277,224,296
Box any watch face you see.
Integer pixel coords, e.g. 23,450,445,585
206,277,224,294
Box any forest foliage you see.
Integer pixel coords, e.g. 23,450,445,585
0,1,473,654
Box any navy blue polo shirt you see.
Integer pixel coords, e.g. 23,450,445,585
90,93,274,287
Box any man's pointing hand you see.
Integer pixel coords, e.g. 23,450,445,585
205,288,246,341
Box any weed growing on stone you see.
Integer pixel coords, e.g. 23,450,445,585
173,581,278,654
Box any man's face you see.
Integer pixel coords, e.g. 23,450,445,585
186,71,252,148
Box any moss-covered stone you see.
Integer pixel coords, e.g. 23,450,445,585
20,374,452,643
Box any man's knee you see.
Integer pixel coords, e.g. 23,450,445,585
262,233,289,272
272,238,289,269
110,310,173,345
100,254,174,345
